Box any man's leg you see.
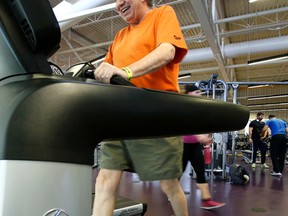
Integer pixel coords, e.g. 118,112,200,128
92,169,122,216
252,140,258,164
278,144,286,173
276,135,287,173
259,141,267,164
270,138,278,173
160,179,188,216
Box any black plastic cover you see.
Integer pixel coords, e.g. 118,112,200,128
0,0,60,79
0,74,250,165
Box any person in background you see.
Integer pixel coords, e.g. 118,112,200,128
92,0,188,215
261,114,288,176
182,84,226,210
248,112,269,169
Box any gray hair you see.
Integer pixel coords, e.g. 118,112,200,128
147,0,153,7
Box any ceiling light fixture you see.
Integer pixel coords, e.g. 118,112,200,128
247,94,288,101
250,108,288,112
178,74,191,80
247,102,288,107
249,0,259,3
56,3,116,23
53,1,72,15
248,53,288,65
248,84,271,89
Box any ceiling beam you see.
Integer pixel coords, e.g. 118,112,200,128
179,59,288,75
181,6,288,31
189,0,230,84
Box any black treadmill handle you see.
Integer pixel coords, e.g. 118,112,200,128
83,68,95,79
84,68,135,87
110,75,136,87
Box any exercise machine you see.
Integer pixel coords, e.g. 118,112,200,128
0,0,249,215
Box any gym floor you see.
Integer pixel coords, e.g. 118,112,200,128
92,156,288,216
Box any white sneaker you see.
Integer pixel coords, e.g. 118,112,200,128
262,163,269,169
271,171,282,176
251,163,256,168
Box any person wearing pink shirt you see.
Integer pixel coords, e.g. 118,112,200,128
182,84,226,210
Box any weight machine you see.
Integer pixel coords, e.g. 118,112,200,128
180,74,241,179
180,75,288,179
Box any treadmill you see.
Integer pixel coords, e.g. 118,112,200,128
0,0,249,215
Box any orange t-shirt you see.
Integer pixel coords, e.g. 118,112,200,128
104,5,188,92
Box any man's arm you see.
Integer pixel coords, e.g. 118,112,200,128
128,43,176,77
248,127,253,144
94,43,175,83
261,125,269,137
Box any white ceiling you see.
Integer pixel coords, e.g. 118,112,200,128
48,0,288,120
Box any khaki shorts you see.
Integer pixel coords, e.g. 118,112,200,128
99,136,183,181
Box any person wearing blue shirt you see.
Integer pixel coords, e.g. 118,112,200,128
261,114,288,176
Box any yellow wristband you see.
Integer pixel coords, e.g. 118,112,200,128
122,67,133,81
